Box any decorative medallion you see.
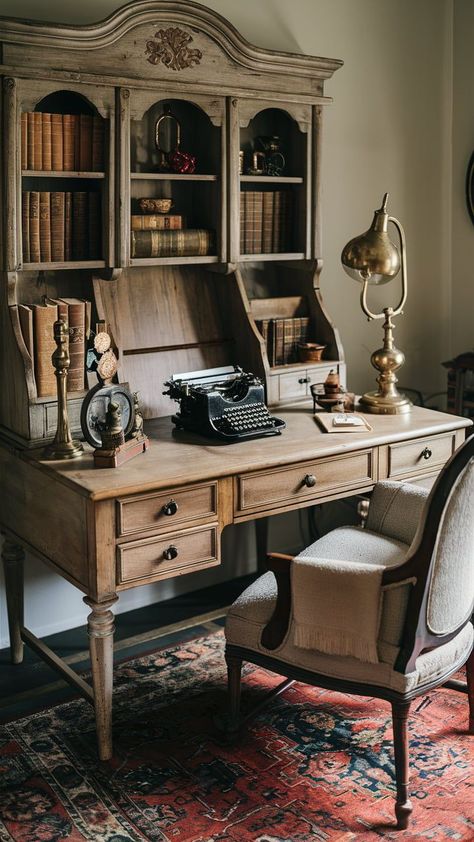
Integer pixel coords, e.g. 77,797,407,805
145,27,203,71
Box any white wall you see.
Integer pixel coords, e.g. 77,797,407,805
1,0,466,647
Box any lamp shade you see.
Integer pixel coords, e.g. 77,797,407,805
341,193,400,285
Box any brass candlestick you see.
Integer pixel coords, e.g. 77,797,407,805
43,319,84,460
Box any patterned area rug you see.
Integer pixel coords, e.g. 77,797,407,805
0,627,473,841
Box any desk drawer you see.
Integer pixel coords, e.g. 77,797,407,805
235,449,375,515
117,481,218,537
388,433,456,479
117,525,219,585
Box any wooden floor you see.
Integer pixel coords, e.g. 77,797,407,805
0,574,256,722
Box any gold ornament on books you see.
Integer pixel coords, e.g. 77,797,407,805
145,27,203,71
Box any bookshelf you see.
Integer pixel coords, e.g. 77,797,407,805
0,1,344,446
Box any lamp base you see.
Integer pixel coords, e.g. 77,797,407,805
358,390,412,415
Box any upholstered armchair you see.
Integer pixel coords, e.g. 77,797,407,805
225,434,474,830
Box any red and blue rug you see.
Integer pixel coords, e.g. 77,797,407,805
0,626,473,841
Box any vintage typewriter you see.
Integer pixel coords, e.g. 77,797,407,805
163,366,285,442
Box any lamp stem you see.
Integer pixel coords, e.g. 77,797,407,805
359,306,411,414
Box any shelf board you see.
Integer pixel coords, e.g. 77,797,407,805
22,170,105,179
129,255,220,267
131,172,218,182
240,175,303,184
22,260,107,270
239,252,305,262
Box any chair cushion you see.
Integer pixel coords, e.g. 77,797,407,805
225,570,474,695
366,480,429,545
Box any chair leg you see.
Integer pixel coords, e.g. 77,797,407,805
467,648,474,734
225,652,242,736
391,701,413,830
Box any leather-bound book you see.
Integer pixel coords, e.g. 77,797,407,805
51,113,63,170
272,191,282,252
91,115,105,171
27,112,35,170
21,113,27,170
22,192,30,263
243,191,254,254
79,114,93,171
239,191,245,253
253,191,263,254
59,298,86,391
262,191,274,253
50,192,65,262
131,214,183,230
64,192,73,261
130,229,214,258
283,317,296,364
72,191,88,259
273,318,285,366
63,114,76,171
33,112,43,171
39,192,51,263
41,113,52,171
280,190,293,251
29,191,40,263
88,192,101,259
33,302,58,397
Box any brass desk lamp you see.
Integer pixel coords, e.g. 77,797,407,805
341,193,412,414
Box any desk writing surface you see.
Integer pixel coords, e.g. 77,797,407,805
23,405,471,501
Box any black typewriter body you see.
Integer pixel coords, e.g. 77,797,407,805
163,366,285,442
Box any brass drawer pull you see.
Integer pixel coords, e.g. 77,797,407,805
163,545,178,561
161,499,178,516
298,377,311,384
421,447,432,460
303,473,316,488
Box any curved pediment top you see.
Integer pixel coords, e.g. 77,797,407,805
0,0,343,80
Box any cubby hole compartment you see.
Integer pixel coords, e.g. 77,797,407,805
240,107,306,181
239,182,305,258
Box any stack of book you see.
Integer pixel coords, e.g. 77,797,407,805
240,190,293,254
130,210,214,258
255,316,311,366
22,191,101,263
21,112,105,171
15,298,90,397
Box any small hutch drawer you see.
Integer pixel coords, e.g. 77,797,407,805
235,449,375,515
116,482,218,537
387,433,456,479
117,525,219,585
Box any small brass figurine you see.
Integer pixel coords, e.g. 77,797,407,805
130,392,144,438
43,319,84,460
100,402,125,450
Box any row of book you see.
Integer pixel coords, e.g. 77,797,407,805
240,190,293,255
16,298,90,397
255,316,311,366
21,112,106,172
130,229,215,258
22,191,101,263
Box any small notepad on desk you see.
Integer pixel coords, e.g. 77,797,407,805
314,412,373,433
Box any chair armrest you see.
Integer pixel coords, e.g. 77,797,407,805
366,481,429,545
261,553,293,650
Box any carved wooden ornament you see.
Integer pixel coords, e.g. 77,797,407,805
145,27,203,71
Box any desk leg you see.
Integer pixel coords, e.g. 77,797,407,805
2,538,24,664
84,595,118,761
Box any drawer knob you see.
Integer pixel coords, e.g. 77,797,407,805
162,500,178,516
421,447,433,460
163,545,178,561
298,377,309,384
303,473,317,488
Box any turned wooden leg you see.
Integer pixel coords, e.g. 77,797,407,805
392,701,413,830
84,595,118,761
467,647,474,734
225,652,242,735
2,538,25,664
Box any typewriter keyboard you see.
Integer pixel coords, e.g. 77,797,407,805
213,402,281,437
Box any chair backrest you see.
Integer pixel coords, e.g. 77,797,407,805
383,433,474,673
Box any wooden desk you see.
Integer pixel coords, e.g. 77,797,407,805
1,405,470,758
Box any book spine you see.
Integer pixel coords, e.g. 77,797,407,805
33,304,58,397
268,319,276,367
274,318,285,366
51,113,63,171
33,112,43,171
64,192,73,261
130,214,183,231
130,229,214,258
244,191,254,254
72,192,88,260
51,192,65,262
27,112,35,170
262,191,274,253
22,191,30,263
79,114,93,171
253,191,263,254
39,192,51,263
272,191,282,252
282,318,294,364
280,190,293,251
65,301,86,391
62,114,75,171
91,115,105,171
21,113,27,170
41,113,52,171
29,191,40,262
88,192,101,259
239,191,245,254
